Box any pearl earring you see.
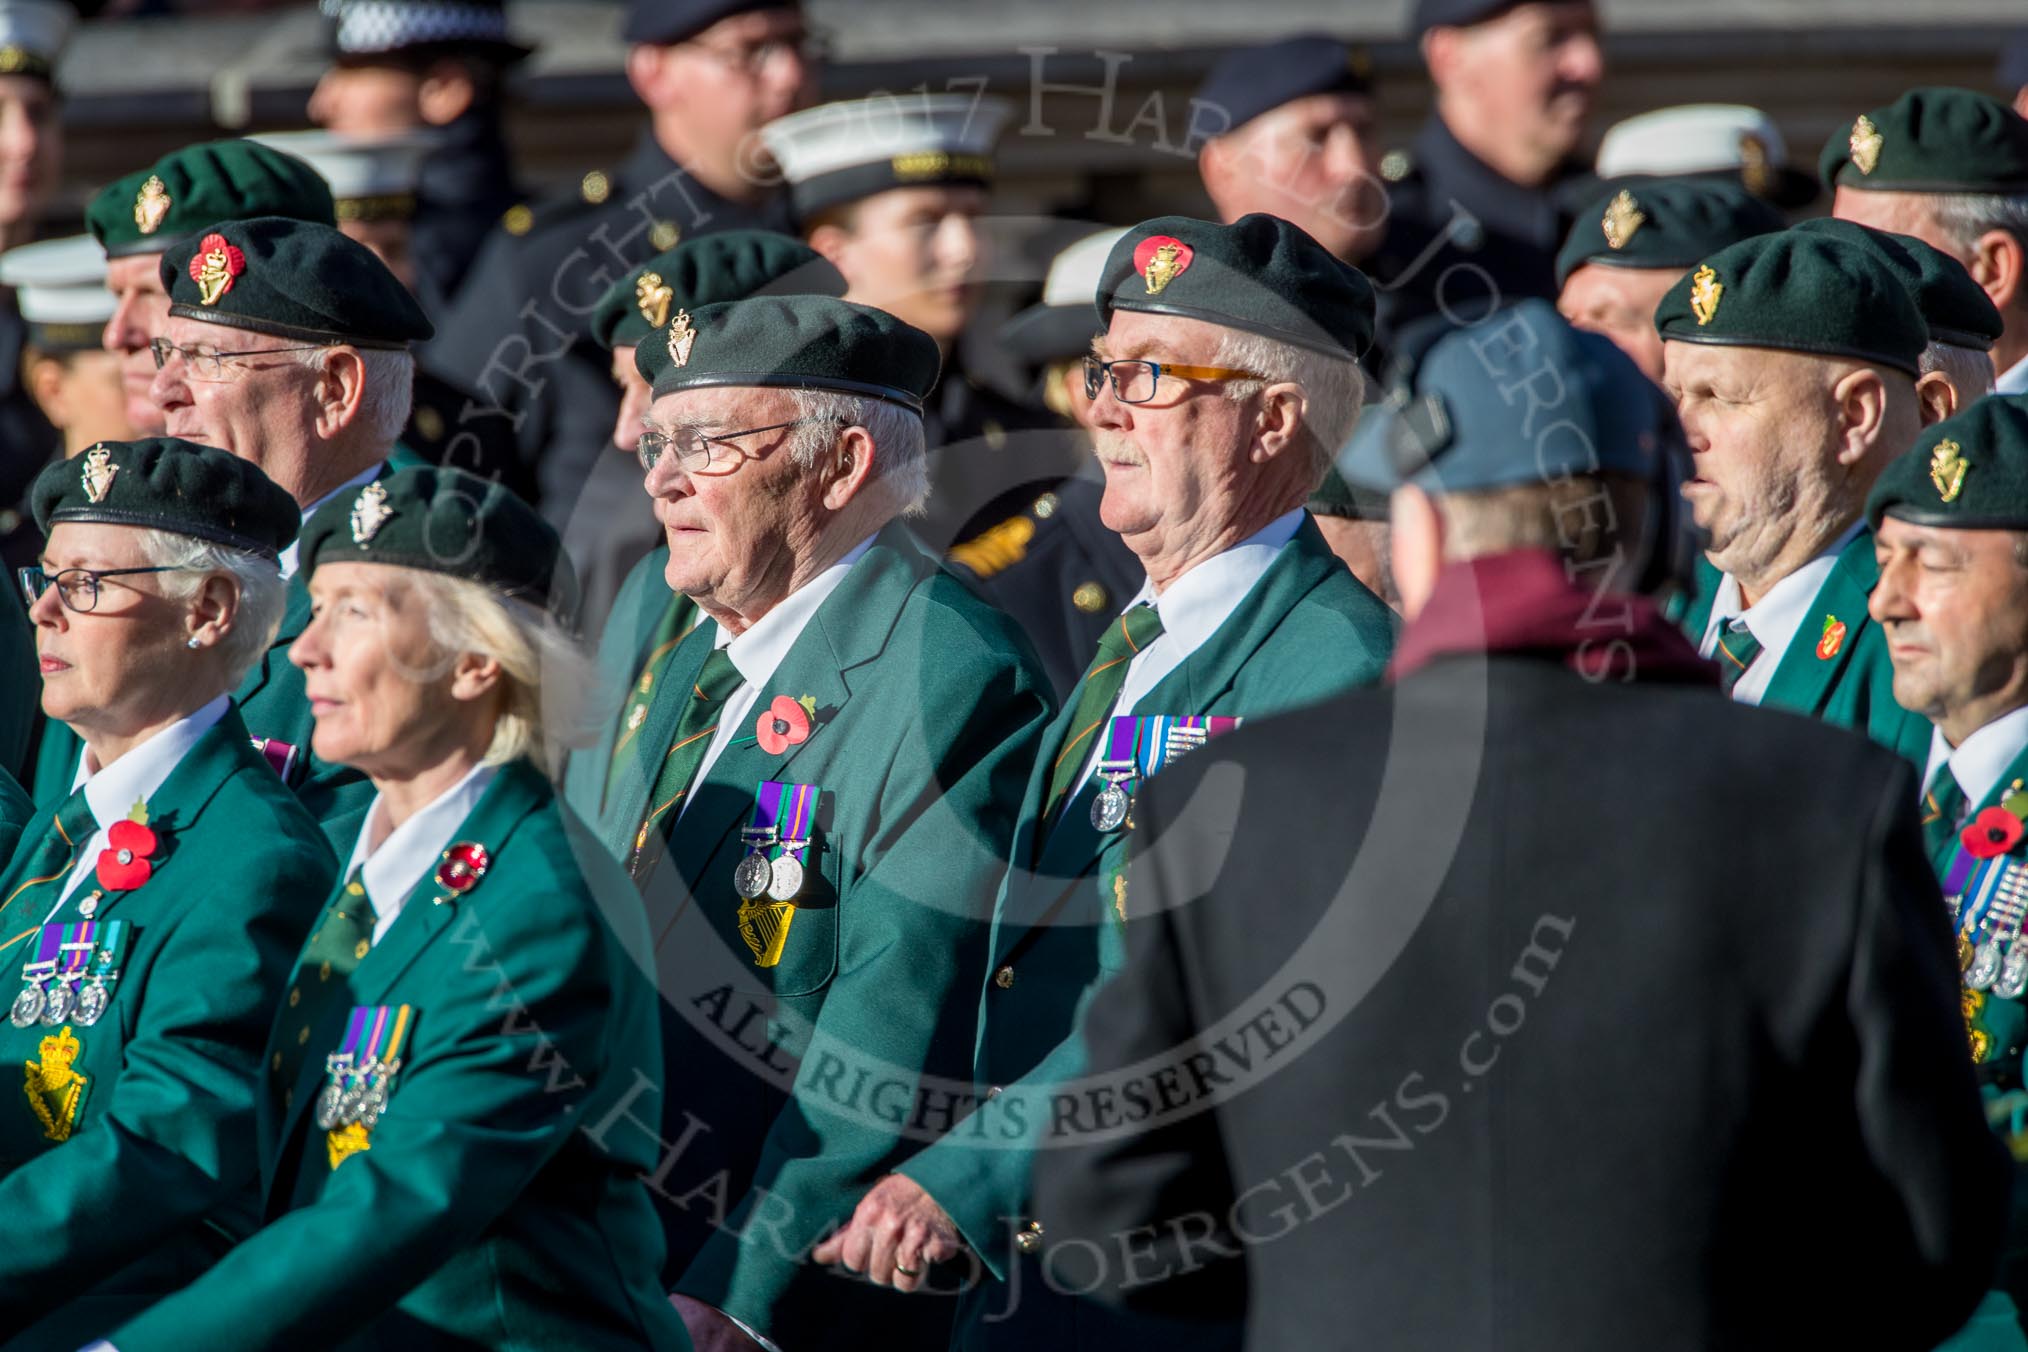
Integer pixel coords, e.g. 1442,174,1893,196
185,637,201,649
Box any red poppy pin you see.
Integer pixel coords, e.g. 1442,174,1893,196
755,694,817,756
190,232,246,306
1815,614,1847,660
1964,807,2025,860
1133,235,1193,296
434,842,491,902
96,800,158,892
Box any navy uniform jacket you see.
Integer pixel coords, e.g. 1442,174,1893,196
1,581,34,787
428,132,791,517
914,366,1072,555
0,301,63,578
410,106,521,319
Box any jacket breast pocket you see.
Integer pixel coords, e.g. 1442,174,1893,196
749,812,841,1000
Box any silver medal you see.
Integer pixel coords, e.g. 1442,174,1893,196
75,981,108,1027
1971,939,2005,991
314,1083,345,1131
734,852,774,900
768,853,804,902
1999,942,2028,1001
9,984,43,1029
1091,781,1130,833
41,982,75,1026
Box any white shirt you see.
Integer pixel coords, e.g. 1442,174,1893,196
60,695,231,909
1069,508,1304,795
1697,523,1861,706
680,536,876,821
281,464,383,580
1921,706,2028,820
1997,353,2028,397
343,763,498,942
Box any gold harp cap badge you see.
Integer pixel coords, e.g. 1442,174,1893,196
1930,438,1969,502
1601,190,1645,250
1851,115,1884,175
1689,265,1723,326
667,308,697,367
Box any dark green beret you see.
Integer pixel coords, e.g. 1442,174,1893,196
633,295,941,410
299,465,576,616
160,216,433,349
1654,229,1928,376
1307,465,1391,520
1792,217,2003,351
1820,87,2028,194
1097,213,1375,359
1555,178,1784,289
589,230,846,353
87,140,337,260
1867,393,2028,530
30,437,298,558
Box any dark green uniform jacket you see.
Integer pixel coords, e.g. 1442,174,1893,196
108,761,689,1352
601,526,1055,1352
0,705,335,1350
563,543,696,824
898,517,1395,1349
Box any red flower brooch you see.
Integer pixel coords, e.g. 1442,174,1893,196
96,802,158,891
434,842,490,903
1964,807,2025,860
755,695,816,755
189,232,245,306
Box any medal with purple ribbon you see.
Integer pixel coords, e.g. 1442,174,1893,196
315,1006,371,1131
734,781,822,967
9,926,62,1029
1090,717,1140,832
42,921,97,1026
1136,715,1242,776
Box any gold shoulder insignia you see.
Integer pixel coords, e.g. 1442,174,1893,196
949,514,1036,578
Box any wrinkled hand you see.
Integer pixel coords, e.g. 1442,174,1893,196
670,1293,763,1351
811,1173,968,1292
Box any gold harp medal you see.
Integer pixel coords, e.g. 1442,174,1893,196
81,445,117,503
1930,438,1969,503
1601,190,1645,250
1689,266,1723,326
635,270,674,328
1143,242,1183,295
667,308,696,368
350,480,393,545
1850,115,1884,176
25,1026,86,1143
134,175,171,234
736,896,795,968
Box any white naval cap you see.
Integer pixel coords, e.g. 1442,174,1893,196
0,0,72,79
760,93,1014,221
1000,227,1129,362
1595,104,1817,207
0,234,112,351
249,130,434,222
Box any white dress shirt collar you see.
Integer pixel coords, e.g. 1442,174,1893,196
1698,521,1861,705
344,762,498,942
60,694,232,905
1997,353,2028,397
1122,508,1305,654
1923,705,2028,807
281,463,384,580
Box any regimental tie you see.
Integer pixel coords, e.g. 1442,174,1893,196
272,867,377,1114
1041,603,1165,828
604,595,699,806
1924,767,1970,874
630,647,744,884
1714,618,1762,698
0,790,98,929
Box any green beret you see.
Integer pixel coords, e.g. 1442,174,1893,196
31,437,298,558
1554,178,1784,289
1793,217,2003,351
87,140,337,260
1820,87,2028,194
1867,393,2028,530
1654,229,1928,376
1307,465,1390,520
633,295,941,410
589,230,846,353
299,465,576,616
1097,213,1375,359
160,216,433,350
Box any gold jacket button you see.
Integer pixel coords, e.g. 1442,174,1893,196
994,965,1015,989
1015,1220,1044,1254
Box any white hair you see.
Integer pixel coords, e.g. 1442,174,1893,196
291,346,416,449
1212,328,1367,489
413,570,600,776
1926,192,2028,261
134,529,288,688
784,388,930,518
1919,340,1997,400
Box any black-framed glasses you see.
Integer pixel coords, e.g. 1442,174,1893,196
149,337,332,380
1082,355,1263,405
637,416,841,475
18,565,196,614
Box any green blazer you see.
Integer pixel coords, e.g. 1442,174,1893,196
0,769,27,866
109,761,689,1352
608,526,1056,1352
0,705,335,1351
0,583,33,787
1680,537,1929,765
897,517,1395,1346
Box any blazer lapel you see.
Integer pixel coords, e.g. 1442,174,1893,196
236,575,311,711
1759,533,1877,719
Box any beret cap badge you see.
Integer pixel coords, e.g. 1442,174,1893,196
1850,115,1884,176
1930,438,1969,503
133,176,170,235
1135,236,1193,295
1689,265,1723,326
635,271,673,329
189,233,246,307
1601,190,1645,250
349,481,392,546
80,446,116,504
667,308,696,368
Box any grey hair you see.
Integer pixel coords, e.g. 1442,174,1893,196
134,529,288,688
291,346,415,449
783,388,930,518
1919,340,1997,400
414,570,601,776
1212,328,1367,490
1925,192,2028,261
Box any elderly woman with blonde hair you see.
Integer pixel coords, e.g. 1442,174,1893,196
103,465,690,1352
0,437,336,1349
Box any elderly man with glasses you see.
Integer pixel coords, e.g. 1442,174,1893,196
33,215,433,834
808,215,1395,1351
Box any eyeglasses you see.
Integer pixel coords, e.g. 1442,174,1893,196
149,337,331,380
1082,355,1264,405
18,565,197,614
685,29,830,75
637,416,840,475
